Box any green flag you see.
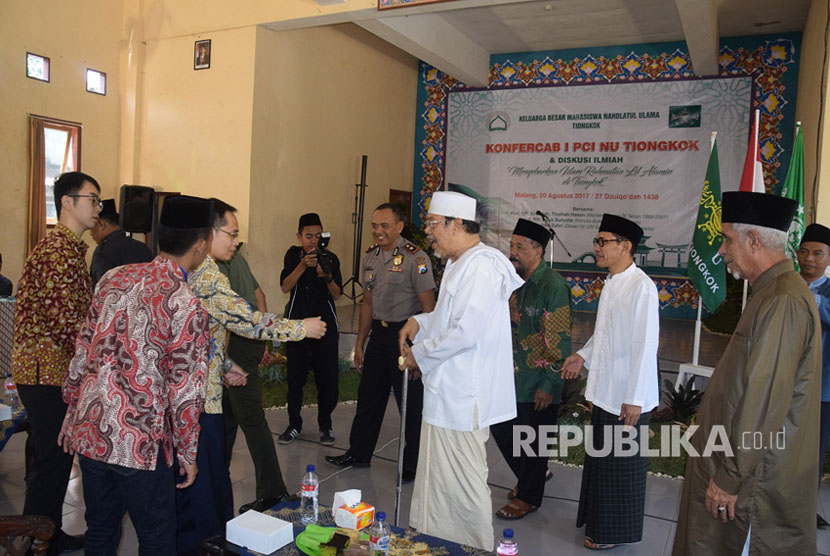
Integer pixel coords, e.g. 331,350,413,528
781,124,805,263
687,139,726,312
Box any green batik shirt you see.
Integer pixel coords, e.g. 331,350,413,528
509,262,572,403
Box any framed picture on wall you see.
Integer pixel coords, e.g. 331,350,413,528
194,39,211,70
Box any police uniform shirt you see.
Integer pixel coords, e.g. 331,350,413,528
362,236,435,322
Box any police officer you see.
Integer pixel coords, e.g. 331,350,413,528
325,203,435,479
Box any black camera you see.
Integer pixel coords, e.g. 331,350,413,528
314,232,335,277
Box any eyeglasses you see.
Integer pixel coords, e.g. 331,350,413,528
67,194,103,209
592,237,625,247
216,228,239,240
423,219,448,230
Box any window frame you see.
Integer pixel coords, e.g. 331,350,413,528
26,52,50,82
31,116,82,228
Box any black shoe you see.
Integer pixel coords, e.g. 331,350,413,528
545,468,553,481
47,531,85,555
278,426,300,444
239,496,283,514
819,513,829,529
62,534,85,553
324,453,371,468
402,469,416,482
320,429,335,445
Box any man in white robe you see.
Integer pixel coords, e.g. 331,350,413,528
398,191,523,551
562,213,660,550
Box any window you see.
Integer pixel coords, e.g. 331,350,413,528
26,52,50,82
86,69,106,95
40,120,82,224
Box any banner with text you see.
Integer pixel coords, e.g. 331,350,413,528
445,76,752,270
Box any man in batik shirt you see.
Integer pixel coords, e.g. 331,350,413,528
12,171,101,553
180,199,326,554
491,218,572,521
58,195,214,555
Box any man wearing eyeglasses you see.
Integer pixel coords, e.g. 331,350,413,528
562,213,659,551
180,199,326,554
398,191,523,551
11,171,102,553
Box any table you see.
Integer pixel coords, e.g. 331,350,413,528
202,501,496,555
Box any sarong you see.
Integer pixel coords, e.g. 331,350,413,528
576,405,650,545
409,421,493,551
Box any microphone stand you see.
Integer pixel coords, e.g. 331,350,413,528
537,212,572,267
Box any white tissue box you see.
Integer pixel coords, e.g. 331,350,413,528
332,489,361,510
226,510,293,554
0,404,11,421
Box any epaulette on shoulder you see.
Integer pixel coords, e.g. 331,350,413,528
404,242,419,254
366,244,379,253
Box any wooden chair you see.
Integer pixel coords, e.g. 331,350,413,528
0,515,55,556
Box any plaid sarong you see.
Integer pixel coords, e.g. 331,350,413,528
576,405,650,545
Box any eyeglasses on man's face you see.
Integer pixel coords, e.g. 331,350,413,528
423,219,448,230
215,228,239,240
67,194,103,209
592,236,625,247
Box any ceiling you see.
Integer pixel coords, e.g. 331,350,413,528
439,0,809,55
282,0,812,86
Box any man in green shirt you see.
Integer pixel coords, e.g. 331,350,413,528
216,247,292,513
491,218,572,520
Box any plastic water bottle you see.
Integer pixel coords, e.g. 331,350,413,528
300,464,319,524
497,528,518,555
4,375,18,410
368,511,391,555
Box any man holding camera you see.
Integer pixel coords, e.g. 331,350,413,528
279,213,342,445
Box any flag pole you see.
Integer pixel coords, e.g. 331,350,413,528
740,109,761,312
693,130,718,367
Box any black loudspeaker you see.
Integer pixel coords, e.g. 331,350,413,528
119,185,155,233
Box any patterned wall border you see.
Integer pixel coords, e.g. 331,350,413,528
411,35,800,315
564,271,701,319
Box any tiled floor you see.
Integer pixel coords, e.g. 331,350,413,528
2,398,830,555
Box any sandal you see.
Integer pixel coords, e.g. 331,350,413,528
495,499,538,520
584,538,618,550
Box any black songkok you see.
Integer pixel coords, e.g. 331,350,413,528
299,213,322,230
801,223,830,247
99,199,117,220
513,218,551,249
721,191,796,232
599,214,644,246
160,196,213,229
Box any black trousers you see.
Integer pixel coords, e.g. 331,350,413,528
347,322,423,472
223,334,287,499
80,448,175,556
285,331,339,432
491,401,558,507
819,401,830,487
17,384,74,531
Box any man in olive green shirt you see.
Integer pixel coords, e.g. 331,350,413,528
216,247,290,513
491,218,572,520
